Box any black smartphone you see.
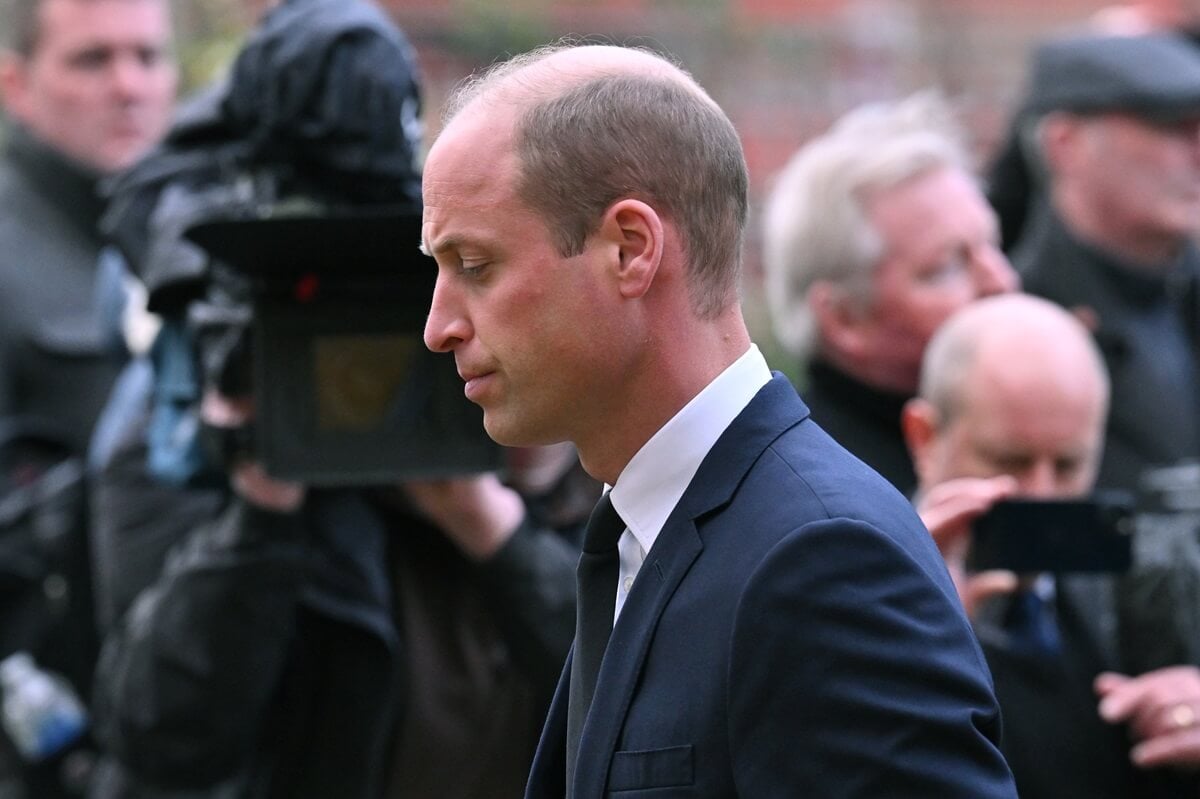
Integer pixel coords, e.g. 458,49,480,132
967,493,1136,574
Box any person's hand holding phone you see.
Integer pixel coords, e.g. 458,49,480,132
916,475,1020,618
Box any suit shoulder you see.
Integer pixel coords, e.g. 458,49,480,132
759,417,916,520
713,416,950,577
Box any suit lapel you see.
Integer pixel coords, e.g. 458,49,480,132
571,515,704,798
526,650,571,799
570,374,809,799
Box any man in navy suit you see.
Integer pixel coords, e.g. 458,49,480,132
421,42,1016,798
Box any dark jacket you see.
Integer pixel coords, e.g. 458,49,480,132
0,123,121,798
89,468,587,799
0,124,122,454
976,577,1200,799
799,358,917,497
85,347,593,799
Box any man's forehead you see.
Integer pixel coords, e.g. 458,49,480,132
425,145,508,206
35,0,170,43
41,0,168,23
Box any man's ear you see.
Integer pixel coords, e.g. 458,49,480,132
1038,112,1085,176
809,280,873,358
901,397,940,486
596,198,663,300
0,52,31,123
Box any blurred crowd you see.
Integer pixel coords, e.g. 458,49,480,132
0,0,1199,797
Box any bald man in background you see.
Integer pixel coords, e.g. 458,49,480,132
905,293,1200,799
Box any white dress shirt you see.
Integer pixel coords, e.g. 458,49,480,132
606,345,772,622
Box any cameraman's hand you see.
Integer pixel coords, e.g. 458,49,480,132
916,475,1020,619
400,473,524,560
202,388,306,513
231,460,306,513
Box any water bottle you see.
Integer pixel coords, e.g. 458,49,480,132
0,651,87,761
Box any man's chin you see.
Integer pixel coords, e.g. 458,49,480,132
481,414,523,447
482,413,560,449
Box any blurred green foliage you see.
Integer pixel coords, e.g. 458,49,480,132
171,0,258,92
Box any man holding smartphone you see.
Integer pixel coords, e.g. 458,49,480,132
902,293,1200,799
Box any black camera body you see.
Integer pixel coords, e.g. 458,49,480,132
185,209,500,485
967,463,1200,575
968,493,1135,574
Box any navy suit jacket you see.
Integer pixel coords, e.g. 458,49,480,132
526,375,1015,798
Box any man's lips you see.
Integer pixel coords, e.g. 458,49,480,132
460,370,495,401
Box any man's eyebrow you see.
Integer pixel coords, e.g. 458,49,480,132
425,234,496,260
419,237,458,260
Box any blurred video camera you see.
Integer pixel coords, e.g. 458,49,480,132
966,461,1200,576
1118,460,1200,673
100,0,499,486
182,207,499,485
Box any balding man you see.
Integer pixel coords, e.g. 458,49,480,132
904,293,1200,799
422,43,1015,798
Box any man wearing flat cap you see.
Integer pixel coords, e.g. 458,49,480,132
1010,31,1200,496
995,35,1200,797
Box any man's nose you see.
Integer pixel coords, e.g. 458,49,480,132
110,54,152,99
424,277,469,353
1017,460,1058,500
972,244,1020,298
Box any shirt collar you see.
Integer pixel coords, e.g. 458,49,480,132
608,345,771,556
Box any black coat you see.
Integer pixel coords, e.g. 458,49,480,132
977,578,1200,799
799,359,917,498
0,124,120,799
0,124,121,454
90,469,586,799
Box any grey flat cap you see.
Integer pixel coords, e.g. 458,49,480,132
1025,32,1200,120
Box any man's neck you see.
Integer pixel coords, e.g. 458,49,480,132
577,312,753,486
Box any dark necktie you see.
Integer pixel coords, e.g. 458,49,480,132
1004,588,1061,659
565,492,626,794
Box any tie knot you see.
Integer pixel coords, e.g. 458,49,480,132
582,493,626,554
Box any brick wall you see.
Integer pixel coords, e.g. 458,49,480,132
390,0,1110,189
384,0,1113,348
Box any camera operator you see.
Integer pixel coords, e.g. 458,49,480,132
89,383,589,799
901,292,1200,799
82,1,593,797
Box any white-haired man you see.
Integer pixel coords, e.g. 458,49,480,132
762,91,1017,496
